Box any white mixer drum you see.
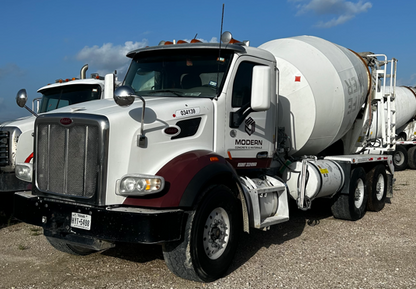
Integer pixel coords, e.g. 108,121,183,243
259,36,370,156
368,86,416,139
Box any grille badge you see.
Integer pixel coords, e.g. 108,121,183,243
60,118,73,125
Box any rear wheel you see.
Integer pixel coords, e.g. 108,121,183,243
331,167,368,220
366,165,387,212
46,236,96,256
162,185,241,282
407,146,416,169
393,145,408,171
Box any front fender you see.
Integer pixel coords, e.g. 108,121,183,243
122,150,240,208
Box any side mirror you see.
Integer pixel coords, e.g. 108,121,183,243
16,89,38,117
113,85,147,148
114,86,136,107
16,89,28,108
251,66,271,111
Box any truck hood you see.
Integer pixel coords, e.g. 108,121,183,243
44,97,214,127
0,115,36,131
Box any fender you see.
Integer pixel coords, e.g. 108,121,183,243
123,150,240,208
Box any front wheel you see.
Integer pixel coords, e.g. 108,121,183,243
162,185,241,282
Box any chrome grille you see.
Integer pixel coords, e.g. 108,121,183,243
35,114,108,203
0,127,21,172
0,130,9,167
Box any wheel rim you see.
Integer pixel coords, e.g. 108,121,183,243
354,178,365,208
394,151,405,166
203,207,230,260
375,174,385,201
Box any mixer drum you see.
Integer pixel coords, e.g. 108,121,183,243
259,36,370,156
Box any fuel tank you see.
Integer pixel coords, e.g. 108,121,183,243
259,36,370,156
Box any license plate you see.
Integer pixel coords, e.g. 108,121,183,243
71,212,92,230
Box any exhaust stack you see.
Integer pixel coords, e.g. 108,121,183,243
80,64,88,79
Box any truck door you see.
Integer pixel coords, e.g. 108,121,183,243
224,58,275,169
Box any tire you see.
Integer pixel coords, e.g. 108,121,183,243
407,146,416,169
366,165,387,212
393,145,408,171
46,236,96,256
331,167,368,221
162,185,241,282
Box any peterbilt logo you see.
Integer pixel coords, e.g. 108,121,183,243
60,118,73,125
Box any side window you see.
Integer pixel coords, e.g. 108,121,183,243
232,61,256,107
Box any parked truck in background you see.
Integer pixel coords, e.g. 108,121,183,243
14,33,404,282
0,65,118,196
390,85,416,170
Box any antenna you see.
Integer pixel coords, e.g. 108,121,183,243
216,4,225,97
220,4,224,41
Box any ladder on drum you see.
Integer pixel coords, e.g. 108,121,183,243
369,54,398,151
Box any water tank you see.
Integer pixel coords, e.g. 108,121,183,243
259,36,370,156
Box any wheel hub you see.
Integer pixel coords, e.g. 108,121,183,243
394,152,404,165
354,179,365,208
203,208,230,260
375,175,385,201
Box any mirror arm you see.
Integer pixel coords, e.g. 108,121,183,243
23,105,38,117
229,106,253,128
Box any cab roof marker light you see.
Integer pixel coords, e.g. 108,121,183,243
159,39,202,46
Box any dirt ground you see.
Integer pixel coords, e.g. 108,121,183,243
0,170,415,289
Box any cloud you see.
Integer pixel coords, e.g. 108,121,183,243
75,38,219,78
397,73,416,87
76,40,148,77
0,63,25,80
290,0,372,28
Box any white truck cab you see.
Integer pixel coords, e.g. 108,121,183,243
0,65,117,193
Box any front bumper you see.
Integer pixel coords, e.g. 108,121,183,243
0,172,30,193
14,191,186,244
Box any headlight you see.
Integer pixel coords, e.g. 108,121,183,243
15,163,32,182
116,174,165,196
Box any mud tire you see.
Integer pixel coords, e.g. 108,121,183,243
331,167,368,221
162,185,241,282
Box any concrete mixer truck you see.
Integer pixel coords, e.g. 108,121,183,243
13,33,398,282
389,86,416,170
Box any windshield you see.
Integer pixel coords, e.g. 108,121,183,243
124,49,233,98
39,84,102,113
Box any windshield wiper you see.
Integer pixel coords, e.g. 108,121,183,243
148,89,184,97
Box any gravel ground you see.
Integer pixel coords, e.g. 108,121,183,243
0,170,415,289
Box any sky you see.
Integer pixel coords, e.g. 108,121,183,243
1,0,415,123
